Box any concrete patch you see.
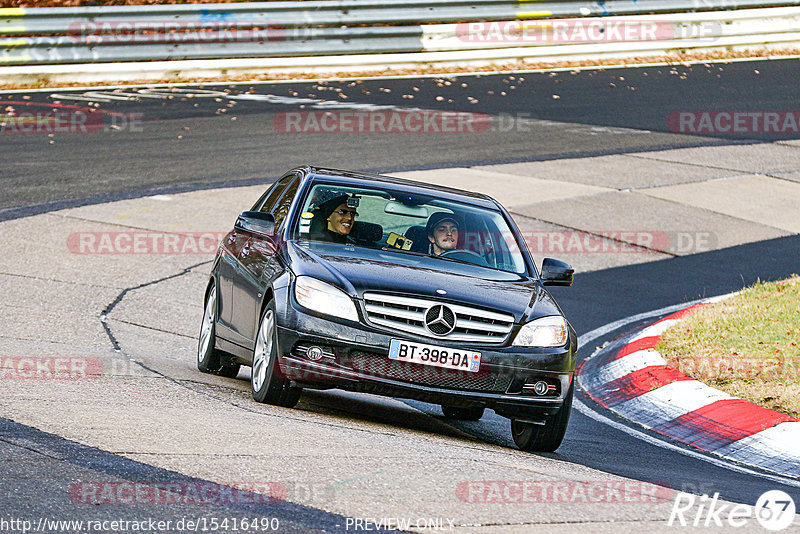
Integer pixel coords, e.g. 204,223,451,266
110,271,208,341
512,191,788,255
626,142,800,174
511,214,669,272
643,175,800,233
478,154,734,190
56,184,267,234
768,171,800,183
0,275,118,349
390,167,611,208
0,213,205,289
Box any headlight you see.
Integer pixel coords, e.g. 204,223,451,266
294,276,359,322
513,316,568,347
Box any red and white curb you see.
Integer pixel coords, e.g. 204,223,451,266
577,296,800,480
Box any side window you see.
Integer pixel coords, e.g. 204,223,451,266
271,177,300,229
254,174,294,213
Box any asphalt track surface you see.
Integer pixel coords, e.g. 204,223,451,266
3,58,799,219
2,58,800,529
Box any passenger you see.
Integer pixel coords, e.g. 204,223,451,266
313,194,358,244
426,212,461,255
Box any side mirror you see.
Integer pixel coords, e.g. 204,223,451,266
541,258,574,286
235,211,276,236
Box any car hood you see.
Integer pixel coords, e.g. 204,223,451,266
284,241,562,323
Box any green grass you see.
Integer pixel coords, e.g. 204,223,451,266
657,275,800,419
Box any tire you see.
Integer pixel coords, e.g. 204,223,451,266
510,380,573,452
198,284,222,372
441,405,485,421
197,283,242,378
251,302,301,407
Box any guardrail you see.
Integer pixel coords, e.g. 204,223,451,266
2,0,800,66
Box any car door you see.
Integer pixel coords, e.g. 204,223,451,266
219,174,294,345
217,228,247,334
230,174,301,346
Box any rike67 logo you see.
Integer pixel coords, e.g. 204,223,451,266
669,490,796,531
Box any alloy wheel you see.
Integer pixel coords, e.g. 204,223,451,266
252,309,275,392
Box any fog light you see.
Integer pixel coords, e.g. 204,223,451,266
523,380,552,396
533,381,549,396
306,346,324,361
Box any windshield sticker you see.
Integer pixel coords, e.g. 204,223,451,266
387,232,413,250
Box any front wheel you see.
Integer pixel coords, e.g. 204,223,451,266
511,380,573,452
251,302,301,407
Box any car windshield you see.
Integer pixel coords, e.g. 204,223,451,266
292,180,530,275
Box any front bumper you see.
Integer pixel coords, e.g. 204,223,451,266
274,288,576,420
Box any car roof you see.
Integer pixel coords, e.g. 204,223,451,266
302,166,501,210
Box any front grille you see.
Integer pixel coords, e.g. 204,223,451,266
344,351,512,393
362,292,515,344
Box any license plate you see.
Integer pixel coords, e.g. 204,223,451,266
388,339,481,373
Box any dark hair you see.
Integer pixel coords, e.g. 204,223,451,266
317,194,351,220
426,212,461,236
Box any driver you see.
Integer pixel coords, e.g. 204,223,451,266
314,194,358,244
426,212,461,256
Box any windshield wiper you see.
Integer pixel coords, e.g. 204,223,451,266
380,246,492,269
379,246,428,257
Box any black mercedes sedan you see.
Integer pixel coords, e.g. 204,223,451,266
198,166,576,451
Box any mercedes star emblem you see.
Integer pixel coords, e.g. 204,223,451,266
425,304,457,336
